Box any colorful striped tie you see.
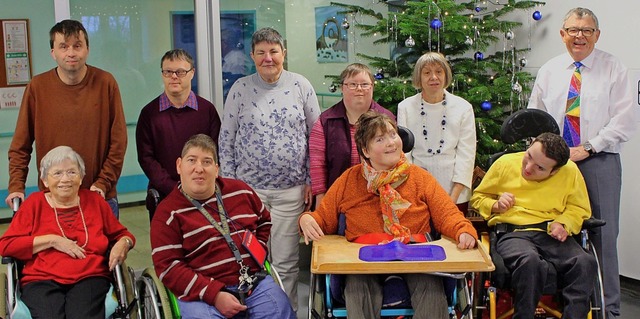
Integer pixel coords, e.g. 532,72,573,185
563,61,582,147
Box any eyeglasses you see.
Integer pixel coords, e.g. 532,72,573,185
343,82,373,90
564,27,596,37
49,170,80,180
161,68,193,78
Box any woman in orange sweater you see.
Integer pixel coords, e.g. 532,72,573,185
299,111,477,319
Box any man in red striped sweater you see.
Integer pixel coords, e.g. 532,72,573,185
150,134,294,318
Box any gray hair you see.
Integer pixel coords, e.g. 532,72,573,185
411,52,453,90
251,27,285,52
563,7,599,29
40,146,86,179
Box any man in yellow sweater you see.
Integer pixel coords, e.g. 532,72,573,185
471,132,596,319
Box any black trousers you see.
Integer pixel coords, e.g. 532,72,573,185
497,231,597,319
21,276,111,319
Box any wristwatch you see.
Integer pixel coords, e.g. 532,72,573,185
123,237,133,249
583,142,595,156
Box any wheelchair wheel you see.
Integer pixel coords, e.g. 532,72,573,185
137,267,173,319
122,262,139,319
589,242,606,319
471,271,489,319
455,274,473,318
0,272,7,319
111,261,139,319
264,261,284,291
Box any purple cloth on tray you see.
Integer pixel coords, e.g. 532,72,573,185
358,240,446,261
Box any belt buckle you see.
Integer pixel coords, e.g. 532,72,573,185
495,223,508,234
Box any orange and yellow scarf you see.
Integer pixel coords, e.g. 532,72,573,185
362,153,412,243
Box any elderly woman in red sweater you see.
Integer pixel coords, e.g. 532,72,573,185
299,111,477,319
0,146,135,319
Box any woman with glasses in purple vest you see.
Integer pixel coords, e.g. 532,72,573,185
309,63,395,208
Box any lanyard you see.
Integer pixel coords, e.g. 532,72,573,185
180,184,254,290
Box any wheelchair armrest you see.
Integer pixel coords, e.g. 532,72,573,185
2,256,16,264
581,218,605,230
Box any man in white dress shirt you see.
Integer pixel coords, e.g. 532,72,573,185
527,8,636,319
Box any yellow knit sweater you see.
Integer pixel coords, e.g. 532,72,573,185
470,152,591,235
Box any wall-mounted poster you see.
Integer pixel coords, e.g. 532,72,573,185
315,6,348,63
1,19,32,87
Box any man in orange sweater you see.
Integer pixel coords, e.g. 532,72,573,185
6,20,127,218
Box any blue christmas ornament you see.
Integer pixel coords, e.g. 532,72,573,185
474,51,484,61
375,69,384,80
475,7,482,13
481,100,492,111
430,18,443,30
532,11,542,21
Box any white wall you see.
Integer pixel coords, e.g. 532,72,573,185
521,1,640,279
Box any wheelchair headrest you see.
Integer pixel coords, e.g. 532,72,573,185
398,126,415,153
500,109,560,144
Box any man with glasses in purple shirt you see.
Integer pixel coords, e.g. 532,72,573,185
136,49,221,221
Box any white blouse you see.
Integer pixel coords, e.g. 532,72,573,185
398,91,476,203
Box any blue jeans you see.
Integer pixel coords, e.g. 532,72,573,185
177,276,295,319
106,197,119,219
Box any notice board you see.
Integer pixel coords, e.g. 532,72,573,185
0,19,32,109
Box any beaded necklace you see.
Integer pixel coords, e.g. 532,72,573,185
420,94,447,154
48,193,89,248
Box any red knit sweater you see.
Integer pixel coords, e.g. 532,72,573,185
303,164,477,242
8,66,127,199
150,178,271,306
0,190,135,286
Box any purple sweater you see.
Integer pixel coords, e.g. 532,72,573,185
136,94,221,197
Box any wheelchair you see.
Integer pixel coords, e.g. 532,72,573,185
138,193,286,319
135,261,284,319
0,198,139,319
308,126,477,319
468,109,606,319
308,217,475,319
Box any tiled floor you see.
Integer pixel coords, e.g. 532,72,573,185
1,205,639,318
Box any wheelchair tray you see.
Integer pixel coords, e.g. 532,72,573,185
311,235,495,274
358,240,446,262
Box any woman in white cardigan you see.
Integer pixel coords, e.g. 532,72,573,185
397,52,476,211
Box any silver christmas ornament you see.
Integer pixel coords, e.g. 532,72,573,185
512,81,523,93
519,57,528,68
329,84,337,93
505,30,514,40
465,36,474,46
341,19,350,30
405,35,415,47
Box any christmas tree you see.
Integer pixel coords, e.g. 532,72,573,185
330,0,545,168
